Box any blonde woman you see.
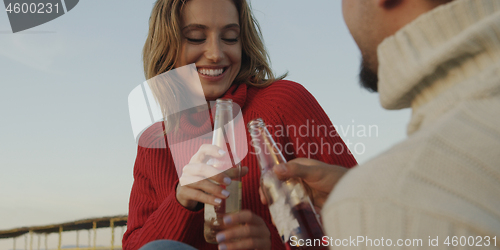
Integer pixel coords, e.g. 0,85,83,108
123,0,357,249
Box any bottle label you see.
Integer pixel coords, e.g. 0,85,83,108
205,203,216,221
267,189,300,242
225,180,241,213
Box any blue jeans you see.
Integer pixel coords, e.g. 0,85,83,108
139,240,198,250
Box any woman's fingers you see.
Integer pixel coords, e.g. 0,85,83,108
180,163,231,186
224,166,249,179
181,163,248,187
217,223,263,240
176,181,229,207
223,210,267,227
177,144,247,210
259,187,267,205
190,144,226,164
216,210,271,250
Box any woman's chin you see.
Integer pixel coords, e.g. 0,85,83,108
202,90,227,102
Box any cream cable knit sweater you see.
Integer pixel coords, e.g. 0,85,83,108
322,0,500,249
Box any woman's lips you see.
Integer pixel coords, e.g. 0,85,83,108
198,68,224,76
197,67,228,81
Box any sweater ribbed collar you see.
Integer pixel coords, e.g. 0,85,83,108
377,0,500,134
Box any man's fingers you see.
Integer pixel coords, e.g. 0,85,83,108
272,158,318,180
274,158,345,183
270,158,350,209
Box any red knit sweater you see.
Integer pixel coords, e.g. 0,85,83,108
123,80,357,250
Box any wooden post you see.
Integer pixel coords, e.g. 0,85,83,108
92,221,97,250
29,230,33,250
57,226,62,250
110,219,115,250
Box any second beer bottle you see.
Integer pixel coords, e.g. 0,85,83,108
248,118,327,250
204,99,242,243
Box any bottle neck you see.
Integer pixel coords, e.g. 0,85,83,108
213,100,234,145
212,99,240,167
248,118,287,173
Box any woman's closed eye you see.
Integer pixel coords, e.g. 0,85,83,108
222,37,239,44
186,37,205,43
186,37,239,44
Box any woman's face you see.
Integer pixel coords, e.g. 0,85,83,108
176,0,242,101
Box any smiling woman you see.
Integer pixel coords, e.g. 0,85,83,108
143,0,280,133
123,0,357,250
175,0,242,100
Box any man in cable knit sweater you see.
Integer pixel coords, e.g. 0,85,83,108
271,0,500,249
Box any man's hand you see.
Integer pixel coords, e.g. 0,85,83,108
260,158,350,209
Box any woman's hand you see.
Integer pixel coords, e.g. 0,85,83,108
215,210,271,250
176,144,248,210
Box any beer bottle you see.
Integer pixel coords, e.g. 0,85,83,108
204,99,242,243
248,118,326,250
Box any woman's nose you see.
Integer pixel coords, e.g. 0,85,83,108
205,39,224,63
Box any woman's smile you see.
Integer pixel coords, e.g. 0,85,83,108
176,0,242,100
197,66,228,80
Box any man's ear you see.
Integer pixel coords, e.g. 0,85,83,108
378,0,404,9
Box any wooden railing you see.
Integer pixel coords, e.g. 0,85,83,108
0,215,127,250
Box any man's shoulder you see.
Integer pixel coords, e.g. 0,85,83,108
323,101,500,238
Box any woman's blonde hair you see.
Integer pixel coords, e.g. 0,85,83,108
143,0,285,132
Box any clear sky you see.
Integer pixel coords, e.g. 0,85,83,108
0,0,410,248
